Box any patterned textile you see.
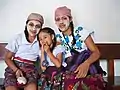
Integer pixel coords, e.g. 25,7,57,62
56,26,94,58
38,66,65,90
63,71,107,90
65,50,105,75
38,50,106,90
38,70,107,90
4,60,39,87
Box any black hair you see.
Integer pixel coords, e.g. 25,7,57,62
69,21,76,45
37,27,57,52
24,20,30,42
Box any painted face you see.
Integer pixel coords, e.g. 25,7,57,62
27,20,42,37
55,15,71,32
38,31,54,47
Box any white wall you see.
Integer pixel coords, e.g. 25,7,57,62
0,0,120,77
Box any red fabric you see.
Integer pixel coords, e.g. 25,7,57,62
14,57,35,64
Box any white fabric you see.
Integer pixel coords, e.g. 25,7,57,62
56,25,94,58
45,45,66,67
5,32,40,61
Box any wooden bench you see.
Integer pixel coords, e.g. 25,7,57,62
96,43,120,90
0,43,120,90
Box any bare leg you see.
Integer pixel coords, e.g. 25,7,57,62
24,82,37,90
5,86,18,90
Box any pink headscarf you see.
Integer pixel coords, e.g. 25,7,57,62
27,13,44,25
55,6,72,19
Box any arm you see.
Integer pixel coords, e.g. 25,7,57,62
5,50,23,77
5,49,18,72
43,43,63,68
40,45,47,71
75,35,100,78
84,35,100,65
46,50,62,68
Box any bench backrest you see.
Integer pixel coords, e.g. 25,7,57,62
0,43,7,60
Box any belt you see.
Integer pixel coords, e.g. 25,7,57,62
14,57,35,64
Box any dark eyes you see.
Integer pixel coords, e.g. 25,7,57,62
55,18,60,21
29,23,41,29
35,25,41,29
39,36,47,41
55,17,68,22
63,17,67,20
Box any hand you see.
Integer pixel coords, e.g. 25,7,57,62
43,43,50,52
15,69,23,78
74,62,90,78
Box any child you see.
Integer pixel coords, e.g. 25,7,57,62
37,27,66,89
4,13,44,90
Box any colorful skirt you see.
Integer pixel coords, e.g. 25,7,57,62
4,60,39,88
38,67,107,90
63,71,107,90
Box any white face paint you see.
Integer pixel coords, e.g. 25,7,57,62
55,15,71,32
27,20,42,37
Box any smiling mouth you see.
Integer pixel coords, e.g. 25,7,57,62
30,30,37,34
60,24,65,28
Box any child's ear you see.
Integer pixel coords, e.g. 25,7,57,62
52,34,54,40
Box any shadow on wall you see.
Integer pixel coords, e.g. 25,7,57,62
0,61,7,78
0,43,7,78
